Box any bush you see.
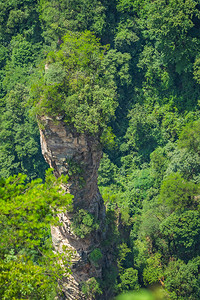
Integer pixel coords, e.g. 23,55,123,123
71,209,99,238
89,248,103,267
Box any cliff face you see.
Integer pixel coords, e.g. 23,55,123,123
39,116,106,299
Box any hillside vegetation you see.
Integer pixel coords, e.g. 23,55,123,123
1,0,200,299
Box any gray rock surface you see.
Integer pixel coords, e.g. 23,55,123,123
39,116,106,299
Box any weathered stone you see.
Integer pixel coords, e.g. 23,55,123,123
39,117,106,299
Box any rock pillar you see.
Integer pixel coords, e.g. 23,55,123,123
39,116,106,299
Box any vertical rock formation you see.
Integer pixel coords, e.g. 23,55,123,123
39,116,107,299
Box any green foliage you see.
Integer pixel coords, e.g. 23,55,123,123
178,120,200,154
81,277,102,298
143,253,163,286
159,172,200,210
1,0,200,298
0,169,73,251
66,159,83,177
118,268,140,292
160,210,200,261
89,248,103,267
193,56,200,83
138,0,200,74
117,243,132,273
0,46,8,69
165,148,200,183
122,104,163,162
39,0,107,46
9,35,39,67
71,209,99,238
122,99,188,164
65,158,85,187
98,153,118,186
2,34,43,92
32,31,118,136
164,257,200,299
114,17,140,53
0,257,58,300
150,145,170,181
100,126,116,150
0,0,42,44
0,169,73,299
121,168,155,213
139,210,163,252
0,84,48,180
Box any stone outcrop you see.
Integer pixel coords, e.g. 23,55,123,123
39,116,107,299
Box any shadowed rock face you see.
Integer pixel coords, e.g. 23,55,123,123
39,116,106,299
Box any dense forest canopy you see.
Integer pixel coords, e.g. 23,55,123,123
1,0,200,299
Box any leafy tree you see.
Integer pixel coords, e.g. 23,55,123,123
2,34,43,92
164,257,200,299
160,210,200,261
150,144,172,183
0,169,73,299
118,268,140,292
117,243,132,274
0,0,42,44
115,0,141,54
98,153,118,186
159,172,200,210
39,0,107,47
0,44,7,62
32,31,119,136
0,84,47,180
165,148,200,183
178,120,200,154
122,104,164,162
143,253,164,286
138,0,200,74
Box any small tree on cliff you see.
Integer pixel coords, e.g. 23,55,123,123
31,31,118,138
